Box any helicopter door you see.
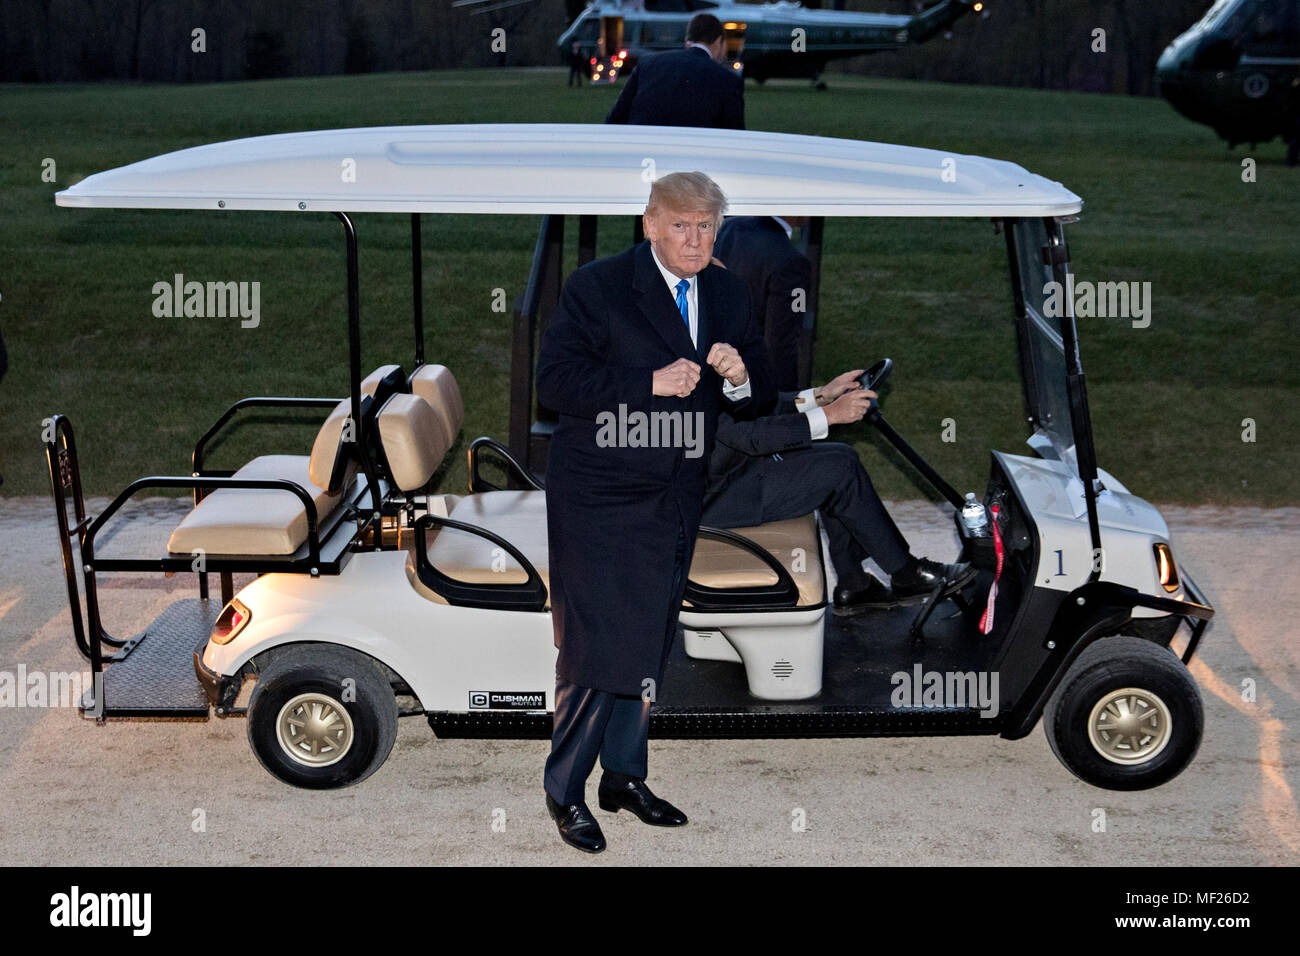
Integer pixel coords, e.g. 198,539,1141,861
600,16,625,59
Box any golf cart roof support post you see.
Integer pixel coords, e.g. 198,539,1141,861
1002,217,1041,430
577,214,597,268
1043,217,1103,579
511,214,566,472
411,213,425,366
333,211,383,541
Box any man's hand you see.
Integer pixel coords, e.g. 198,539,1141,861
653,357,702,397
706,342,748,387
824,388,877,425
815,369,866,406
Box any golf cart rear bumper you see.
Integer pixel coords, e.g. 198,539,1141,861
194,645,242,715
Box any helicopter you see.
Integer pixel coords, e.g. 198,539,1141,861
448,0,983,88
552,0,985,87
1156,0,1299,152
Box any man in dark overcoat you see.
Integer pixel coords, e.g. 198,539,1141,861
537,171,773,853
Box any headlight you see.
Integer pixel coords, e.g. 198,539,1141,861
1153,543,1180,593
211,598,251,645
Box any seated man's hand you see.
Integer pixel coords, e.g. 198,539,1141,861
824,387,877,425
706,342,748,387
815,369,866,405
653,357,702,397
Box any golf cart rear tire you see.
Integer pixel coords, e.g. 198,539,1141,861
1044,635,1202,791
246,645,399,790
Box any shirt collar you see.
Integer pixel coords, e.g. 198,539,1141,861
685,42,713,57
772,216,793,239
649,243,696,295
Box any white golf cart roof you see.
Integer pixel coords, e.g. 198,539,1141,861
55,124,1082,218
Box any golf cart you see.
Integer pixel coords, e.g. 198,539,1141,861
46,124,1214,792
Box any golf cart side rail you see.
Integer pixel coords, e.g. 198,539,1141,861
467,436,544,493
412,514,548,611
192,396,343,477
683,527,805,611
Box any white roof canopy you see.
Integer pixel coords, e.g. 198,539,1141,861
55,123,1082,218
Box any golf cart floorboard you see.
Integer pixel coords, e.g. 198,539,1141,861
81,598,218,719
432,598,1007,739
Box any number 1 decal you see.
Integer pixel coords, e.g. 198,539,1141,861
1054,549,1066,576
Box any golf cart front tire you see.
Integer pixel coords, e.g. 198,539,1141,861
1044,635,1203,791
246,645,399,789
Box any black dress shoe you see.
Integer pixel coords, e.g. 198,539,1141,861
832,573,896,616
545,794,606,853
890,556,977,605
598,773,688,826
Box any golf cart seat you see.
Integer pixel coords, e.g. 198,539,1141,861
166,364,439,557
413,489,828,700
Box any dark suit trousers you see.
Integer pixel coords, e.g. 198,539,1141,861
708,442,911,581
544,519,687,805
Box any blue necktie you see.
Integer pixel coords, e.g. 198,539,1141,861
675,278,691,337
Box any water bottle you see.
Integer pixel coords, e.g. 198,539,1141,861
961,492,989,536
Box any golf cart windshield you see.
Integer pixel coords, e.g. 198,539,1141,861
1010,217,1078,475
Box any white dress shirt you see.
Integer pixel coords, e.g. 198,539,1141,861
649,244,751,401
793,389,830,440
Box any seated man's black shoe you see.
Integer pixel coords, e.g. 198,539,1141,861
598,772,688,826
832,573,896,616
545,793,606,853
890,556,977,605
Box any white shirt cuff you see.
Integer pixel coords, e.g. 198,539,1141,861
722,377,751,401
794,388,817,410
804,405,829,440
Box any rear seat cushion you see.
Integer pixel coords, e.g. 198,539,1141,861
410,364,463,440
168,455,347,556
377,393,452,492
685,515,825,607
421,490,549,592
360,365,402,397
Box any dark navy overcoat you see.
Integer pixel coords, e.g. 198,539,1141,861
536,239,774,695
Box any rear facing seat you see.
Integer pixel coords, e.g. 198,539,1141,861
167,364,450,557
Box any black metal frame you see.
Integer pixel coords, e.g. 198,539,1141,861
411,514,548,611
467,436,545,493
681,526,807,610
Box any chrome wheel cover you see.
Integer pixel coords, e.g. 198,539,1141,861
1087,687,1172,765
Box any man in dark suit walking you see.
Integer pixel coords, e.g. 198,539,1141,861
537,171,773,853
605,14,745,129
702,369,975,615
713,215,812,390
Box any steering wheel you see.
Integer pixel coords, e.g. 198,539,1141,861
861,358,893,396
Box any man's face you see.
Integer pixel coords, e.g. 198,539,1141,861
643,205,718,279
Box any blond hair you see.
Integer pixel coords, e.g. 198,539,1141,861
646,171,728,226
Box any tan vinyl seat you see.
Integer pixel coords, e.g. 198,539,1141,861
685,516,825,607
165,364,405,557
376,392,452,492
410,364,464,441
416,490,823,609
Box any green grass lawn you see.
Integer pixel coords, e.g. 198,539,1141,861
2,69,1296,505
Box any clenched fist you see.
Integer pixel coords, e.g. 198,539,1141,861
706,342,748,387
653,357,702,397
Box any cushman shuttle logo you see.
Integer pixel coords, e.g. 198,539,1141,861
890,665,1000,718
470,691,546,710
596,404,705,459
49,886,151,936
